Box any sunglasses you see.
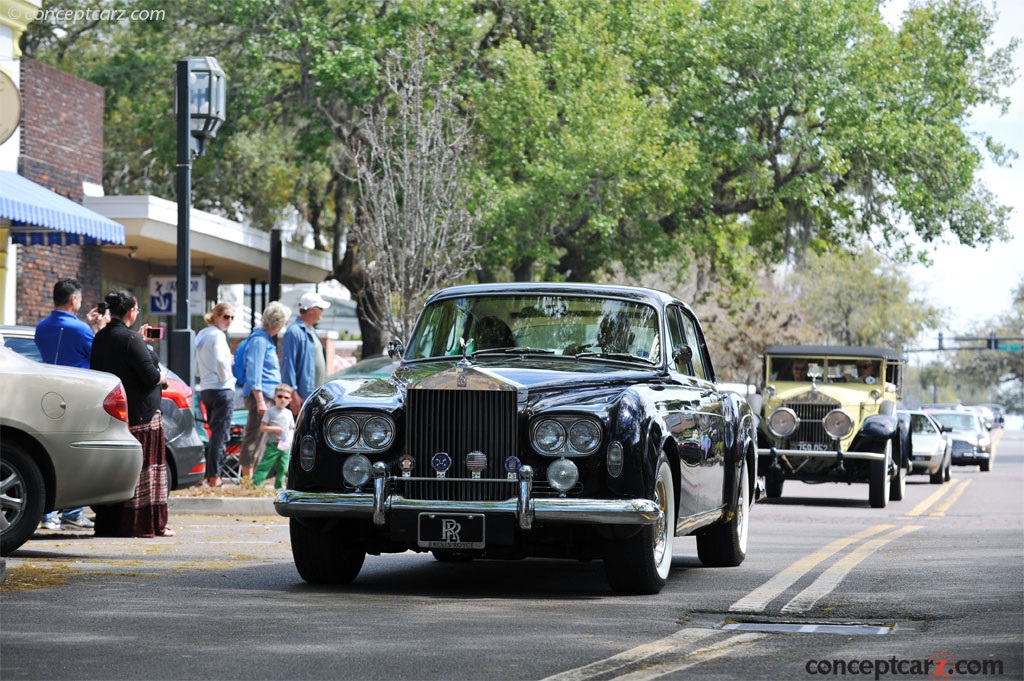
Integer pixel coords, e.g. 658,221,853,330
274,394,291,400
222,314,234,320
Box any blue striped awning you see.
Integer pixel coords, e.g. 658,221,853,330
0,171,126,246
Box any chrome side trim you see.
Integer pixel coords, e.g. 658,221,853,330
69,440,144,449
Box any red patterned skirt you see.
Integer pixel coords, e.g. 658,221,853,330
94,413,169,538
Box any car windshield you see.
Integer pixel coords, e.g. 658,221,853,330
768,355,883,384
929,412,978,431
405,294,661,365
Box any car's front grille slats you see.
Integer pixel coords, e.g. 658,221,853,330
784,398,840,449
402,389,518,502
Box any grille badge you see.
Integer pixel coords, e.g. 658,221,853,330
504,456,521,479
466,450,487,478
400,455,415,478
432,452,452,478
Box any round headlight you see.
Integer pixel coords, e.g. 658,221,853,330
768,408,799,438
534,420,566,453
326,415,359,449
299,436,316,472
362,416,395,449
546,458,579,492
568,419,601,453
342,454,372,487
823,409,854,440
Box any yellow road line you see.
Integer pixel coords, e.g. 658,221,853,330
905,479,964,517
612,633,767,681
538,628,719,681
929,479,972,516
780,525,922,614
728,524,893,613
539,629,766,681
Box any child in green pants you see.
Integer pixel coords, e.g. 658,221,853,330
252,384,295,489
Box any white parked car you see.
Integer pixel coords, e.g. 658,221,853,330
0,346,143,556
898,410,951,484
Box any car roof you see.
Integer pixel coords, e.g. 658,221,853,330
0,324,34,338
423,282,685,311
763,344,903,360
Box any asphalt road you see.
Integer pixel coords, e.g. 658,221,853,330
2,431,1021,681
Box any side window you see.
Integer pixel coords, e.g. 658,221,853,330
679,312,709,381
667,307,689,374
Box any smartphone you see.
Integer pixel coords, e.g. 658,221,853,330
144,326,165,340
97,302,108,314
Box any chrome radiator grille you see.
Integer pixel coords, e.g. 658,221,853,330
784,398,840,449
401,389,518,502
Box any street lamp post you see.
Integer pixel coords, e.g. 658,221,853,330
172,56,226,385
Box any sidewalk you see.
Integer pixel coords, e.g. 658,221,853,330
168,485,279,516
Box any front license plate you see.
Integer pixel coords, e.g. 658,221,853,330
418,513,485,550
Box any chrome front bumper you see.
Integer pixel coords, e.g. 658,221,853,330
757,447,887,462
275,464,663,531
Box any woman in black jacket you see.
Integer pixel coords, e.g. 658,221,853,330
90,290,174,537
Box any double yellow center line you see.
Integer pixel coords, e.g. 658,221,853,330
905,478,972,517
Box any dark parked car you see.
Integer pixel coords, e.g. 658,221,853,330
0,325,205,490
275,283,758,595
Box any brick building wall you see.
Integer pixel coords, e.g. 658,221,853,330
15,58,106,325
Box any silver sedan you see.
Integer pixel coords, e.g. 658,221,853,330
0,346,143,556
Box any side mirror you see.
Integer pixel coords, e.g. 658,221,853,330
386,340,405,360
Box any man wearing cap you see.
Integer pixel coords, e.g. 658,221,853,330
281,291,330,410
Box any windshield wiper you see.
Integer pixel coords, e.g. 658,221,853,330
471,347,556,357
574,351,658,366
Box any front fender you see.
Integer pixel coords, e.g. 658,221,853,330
851,414,897,452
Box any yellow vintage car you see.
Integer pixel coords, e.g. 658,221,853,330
749,345,909,508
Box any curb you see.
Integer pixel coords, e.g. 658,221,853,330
168,496,277,516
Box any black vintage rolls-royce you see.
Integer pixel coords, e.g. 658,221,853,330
275,283,758,594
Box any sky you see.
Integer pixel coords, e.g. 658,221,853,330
883,0,1024,338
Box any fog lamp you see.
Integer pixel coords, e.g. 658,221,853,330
342,454,372,488
547,458,579,492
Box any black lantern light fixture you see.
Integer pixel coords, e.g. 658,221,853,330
182,56,226,154
170,56,227,385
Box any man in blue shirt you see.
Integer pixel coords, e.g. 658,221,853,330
34,277,107,530
35,277,106,368
281,291,329,408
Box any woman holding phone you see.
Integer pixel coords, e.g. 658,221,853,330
89,290,174,538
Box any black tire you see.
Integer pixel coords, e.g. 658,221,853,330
929,464,944,485
889,444,906,501
869,441,891,508
1,441,47,557
979,458,990,472
697,460,750,567
604,456,675,595
289,518,366,584
944,457,951,482
765,469,784,499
